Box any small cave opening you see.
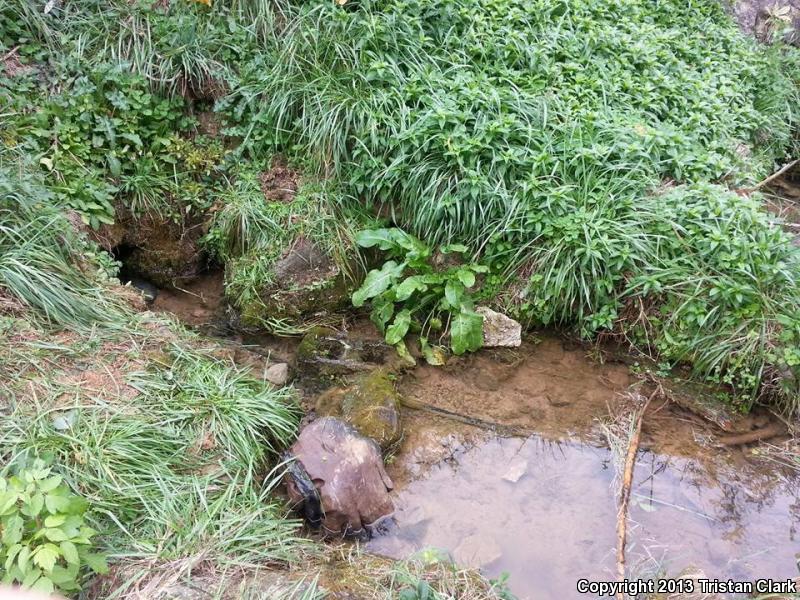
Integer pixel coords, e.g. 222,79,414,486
111,243,160,305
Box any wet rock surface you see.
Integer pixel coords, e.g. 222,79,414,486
295,327,406,390
284,417,394,537
315,369,403,450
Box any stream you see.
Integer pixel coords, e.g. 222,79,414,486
149,273,800,600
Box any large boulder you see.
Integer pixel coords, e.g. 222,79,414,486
315,369,403,450
284,417,394,538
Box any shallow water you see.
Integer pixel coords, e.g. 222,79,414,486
147,285,799,599
367,435,800,599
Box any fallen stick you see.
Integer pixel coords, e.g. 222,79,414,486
741,158,799,193
717,422,788,446
616,390,655,598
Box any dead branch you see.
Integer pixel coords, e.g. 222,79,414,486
742,159,799,193
717,422,788,446
616,389,657,598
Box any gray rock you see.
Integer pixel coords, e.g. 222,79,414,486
265,362,290,386
284,417,394,538
476,307,522,347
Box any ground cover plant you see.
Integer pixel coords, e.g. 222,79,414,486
3,0,800,593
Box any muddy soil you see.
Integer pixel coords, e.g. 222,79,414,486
150,269,225,327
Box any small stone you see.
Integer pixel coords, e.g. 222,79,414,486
453,534,502,569
502,458,528,483
266,362,290,386
476,307,522,347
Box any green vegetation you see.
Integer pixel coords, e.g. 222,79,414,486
3,0,800,594
352,228,487,359
0,460,108,595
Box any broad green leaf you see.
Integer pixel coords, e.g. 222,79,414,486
82,552,109,574
450,310,484,355
107,154,122,177
44,493,70,514
352,261,405,307
457,269,476,288
385,309,412,345
30,575,54,595
21,567,42,588
44,514,66,528
4,544,22,572
394,275,428,301
444,280,465,308
0,491,18,515
59,541,79,565
370,298,394,333
441,243,468,254
120,132,143,147
23,492,44,517
33,544,60,573
49,565,78,589
355,228,399,251
17,545,31,572
38,476,62,493
44,528,69,542
2,515,24,546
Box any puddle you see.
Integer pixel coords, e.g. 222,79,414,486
368,434,800,599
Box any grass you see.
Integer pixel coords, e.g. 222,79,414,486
0,292,306,595
6,0,800,410
0,166,128,329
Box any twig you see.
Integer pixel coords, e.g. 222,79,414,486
615,389,656,598
743,159,799,193
717,422,787,446
0,46,20,62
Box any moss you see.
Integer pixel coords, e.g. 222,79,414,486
315,369,402,450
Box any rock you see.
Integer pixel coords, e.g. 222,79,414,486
502,458,528,483
315,369,402,450
265,362,290,386
296,327,408,390
238,237,352,327
476,307,522,348
453,534,502,569
115,211,206,288
730,0,800,44
127,277,158,305
284,417,394,537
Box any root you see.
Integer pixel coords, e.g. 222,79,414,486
717,422,788,446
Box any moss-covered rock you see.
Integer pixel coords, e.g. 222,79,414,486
234,237,353,328
315,369,402,450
